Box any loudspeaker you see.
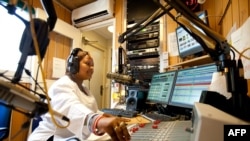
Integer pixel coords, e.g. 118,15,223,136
126,90,147,111
67,48,83,74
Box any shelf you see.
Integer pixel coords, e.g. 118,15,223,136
168,55,213,69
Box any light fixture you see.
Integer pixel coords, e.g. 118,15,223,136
107,25,114,33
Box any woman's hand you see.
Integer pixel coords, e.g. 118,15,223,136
97,114,131,141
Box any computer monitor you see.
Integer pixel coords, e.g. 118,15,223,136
169,63,217,109
176,10,209,58
146,70,177,105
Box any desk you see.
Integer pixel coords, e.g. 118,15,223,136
125,115,151,124
89,103,250,141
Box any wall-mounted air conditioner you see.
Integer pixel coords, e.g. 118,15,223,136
72,0,114,28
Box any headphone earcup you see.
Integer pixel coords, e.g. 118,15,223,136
70,56,79,74
67,48,83,74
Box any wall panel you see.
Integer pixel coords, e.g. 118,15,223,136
43,32,71,80
238,0,249,26
231,0,240,28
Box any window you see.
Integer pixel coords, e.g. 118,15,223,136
0,3,31,82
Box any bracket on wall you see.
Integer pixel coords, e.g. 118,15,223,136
82,37,98,45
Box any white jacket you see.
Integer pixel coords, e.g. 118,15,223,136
28,75,99,141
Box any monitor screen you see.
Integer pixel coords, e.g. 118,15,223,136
169,63,217,109
147,70,177,104
176,10,209,58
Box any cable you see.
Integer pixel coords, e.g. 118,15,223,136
229,44,250,60
26,2,70,128
239,47,250,60
24,68,47,97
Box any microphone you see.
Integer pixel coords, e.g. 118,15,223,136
106,72,143,85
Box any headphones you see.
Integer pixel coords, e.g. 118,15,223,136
67,48,83,74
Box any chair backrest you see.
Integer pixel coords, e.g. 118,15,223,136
0,104,12,140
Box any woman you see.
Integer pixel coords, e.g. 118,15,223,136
28,48,130,141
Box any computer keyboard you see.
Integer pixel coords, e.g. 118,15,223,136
129,120,191,141
101,108,138,118
143,113,178,121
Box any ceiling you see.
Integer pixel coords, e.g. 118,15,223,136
55,0,113,40
55,0,97,11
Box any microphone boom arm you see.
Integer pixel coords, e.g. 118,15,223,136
118,2,172,44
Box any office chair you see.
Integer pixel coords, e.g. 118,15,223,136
0,104,12,140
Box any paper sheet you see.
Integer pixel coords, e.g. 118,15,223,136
231,17,250,79
52,57,66,78
209,72,232,99
168,32,179,56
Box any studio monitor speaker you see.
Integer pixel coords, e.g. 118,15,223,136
126,90,147,111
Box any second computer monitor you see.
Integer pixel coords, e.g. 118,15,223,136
176,10,209,59
147,70,177,105
169,63,217,109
